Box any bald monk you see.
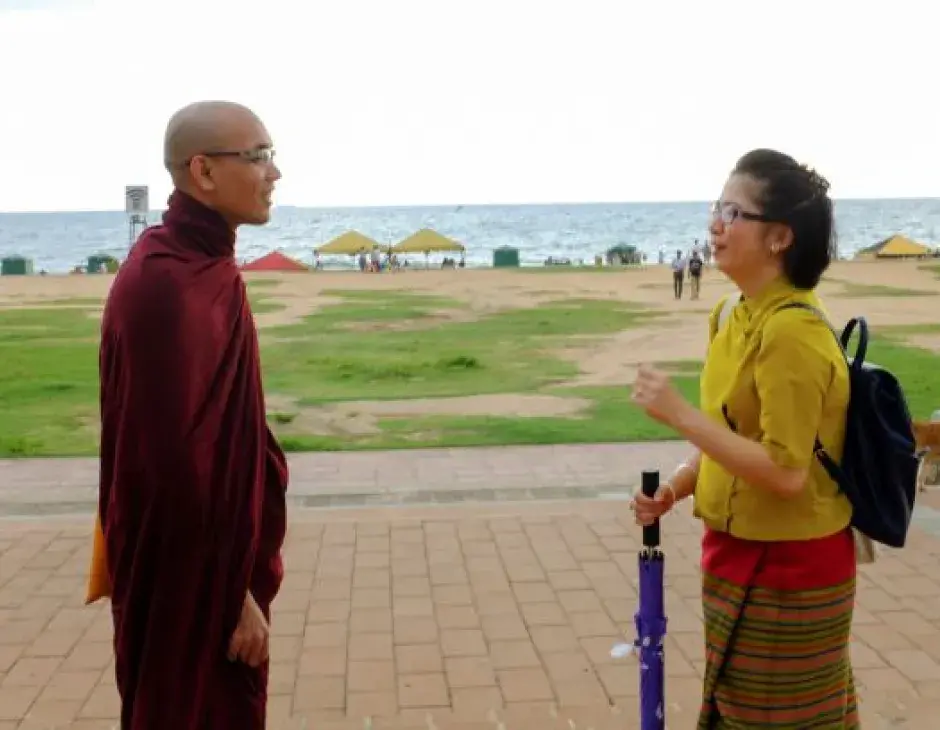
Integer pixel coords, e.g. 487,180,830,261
98,101,288,729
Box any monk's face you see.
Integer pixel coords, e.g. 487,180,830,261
194,112,281,227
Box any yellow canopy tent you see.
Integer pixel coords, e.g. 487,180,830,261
316,230,382,255
392,228,465,254
857,234,935,259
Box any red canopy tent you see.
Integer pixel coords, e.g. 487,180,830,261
240,251,308,272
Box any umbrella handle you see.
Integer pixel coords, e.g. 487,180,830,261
641,471,660,548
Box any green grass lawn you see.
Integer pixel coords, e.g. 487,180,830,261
2,289,940,457
274,380,702,452
260,295,658,404
246,279,286,313
919,263,940,279
0,306,101,456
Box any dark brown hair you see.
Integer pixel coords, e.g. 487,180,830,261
733,148,836,289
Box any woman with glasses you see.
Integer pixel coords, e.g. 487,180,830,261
631,149,858,728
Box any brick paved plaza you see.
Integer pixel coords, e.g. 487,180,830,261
0,443,939,728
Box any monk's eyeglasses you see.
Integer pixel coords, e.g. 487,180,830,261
183,147,276,167
711,201,774,226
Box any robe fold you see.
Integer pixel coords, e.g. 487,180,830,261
98,190,288,729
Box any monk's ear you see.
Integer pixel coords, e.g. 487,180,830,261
188,156,218,193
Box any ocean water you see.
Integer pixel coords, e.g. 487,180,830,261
1,199,939,273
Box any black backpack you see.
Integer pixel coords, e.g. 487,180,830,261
689,258,703,276
777,303,919,548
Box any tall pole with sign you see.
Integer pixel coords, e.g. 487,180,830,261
125,185,149,248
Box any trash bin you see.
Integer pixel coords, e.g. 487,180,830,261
88,254,119,274
1,256,34,276
492,246,520,268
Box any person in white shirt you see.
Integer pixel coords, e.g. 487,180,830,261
671,249,687,299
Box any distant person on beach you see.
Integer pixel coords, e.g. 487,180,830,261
688,249,704,299
671,249,686,298
98,100,288,729
632,149,858,727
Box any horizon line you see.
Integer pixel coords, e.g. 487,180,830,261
2,194,939,216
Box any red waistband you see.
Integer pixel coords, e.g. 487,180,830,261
702,527,856,591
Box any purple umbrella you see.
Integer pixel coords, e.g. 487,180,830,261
635,470,666,730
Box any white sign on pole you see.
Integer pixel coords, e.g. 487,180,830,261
125,186,149,216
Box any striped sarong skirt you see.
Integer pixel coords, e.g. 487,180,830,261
698,527,859,729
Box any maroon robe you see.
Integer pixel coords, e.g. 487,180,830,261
98,191,288,729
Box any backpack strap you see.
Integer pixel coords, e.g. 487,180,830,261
772,302,843,354
776,302,869,367
711,292,741,343
718,300,850,489
767,301,849,488
718,293,739,331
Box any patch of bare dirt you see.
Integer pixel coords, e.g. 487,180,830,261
266,393,591,436
554,316,708,387
252,296,319,328
0,274,115,302
904,334,940,353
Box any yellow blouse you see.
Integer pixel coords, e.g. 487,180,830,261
693,277,853,541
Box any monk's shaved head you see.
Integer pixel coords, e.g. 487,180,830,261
163,101,264,187
160,100,279,227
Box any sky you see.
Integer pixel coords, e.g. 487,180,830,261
1,0,937,212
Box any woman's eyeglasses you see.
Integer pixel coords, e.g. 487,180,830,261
711,201,774,226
